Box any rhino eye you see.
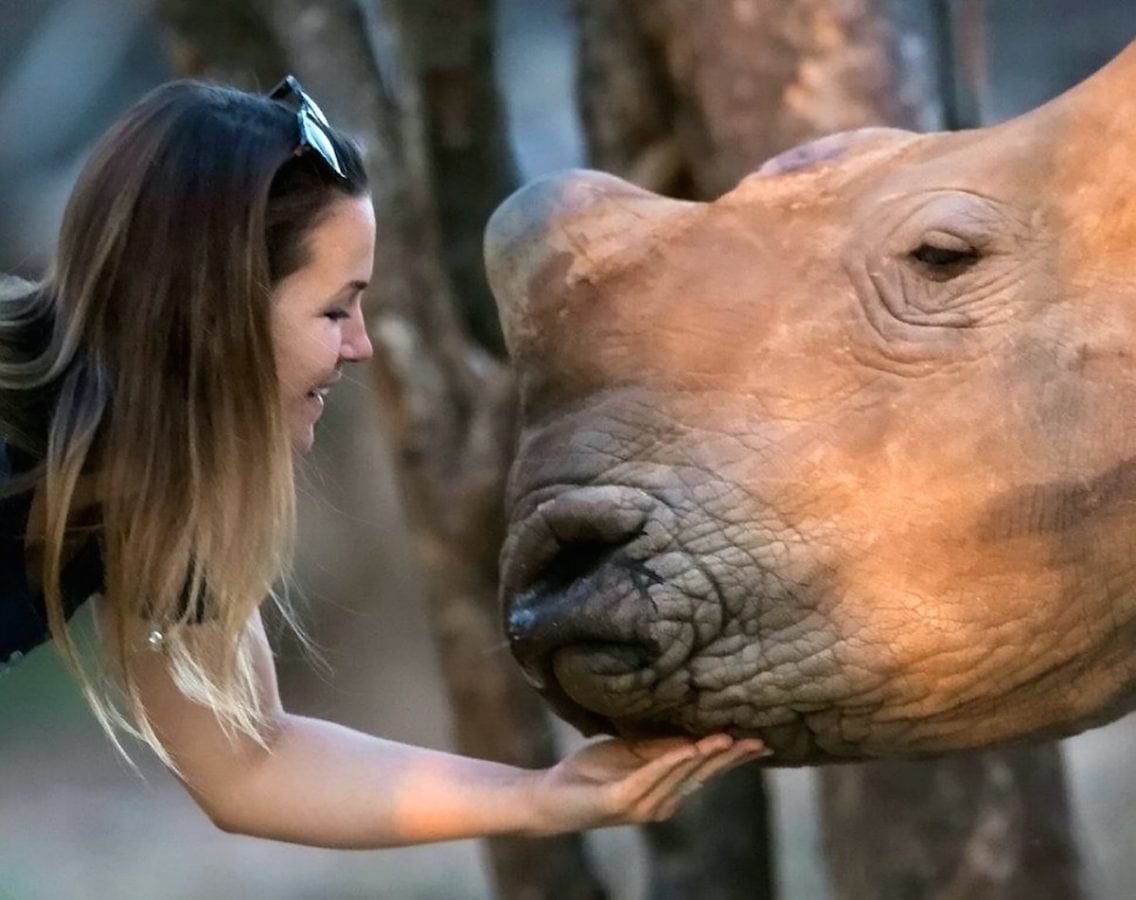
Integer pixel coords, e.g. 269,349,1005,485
908,239,981,280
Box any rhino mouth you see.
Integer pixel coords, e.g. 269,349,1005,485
501,489,855,762
501,485,709,737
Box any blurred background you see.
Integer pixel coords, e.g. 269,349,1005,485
1,1,1135,898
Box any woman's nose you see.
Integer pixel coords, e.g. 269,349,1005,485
343,310,373,361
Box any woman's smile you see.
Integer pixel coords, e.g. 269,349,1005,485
271,194,375,451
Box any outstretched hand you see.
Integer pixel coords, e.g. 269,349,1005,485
526,734,771,835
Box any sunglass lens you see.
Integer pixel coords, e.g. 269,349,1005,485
298,109,346,178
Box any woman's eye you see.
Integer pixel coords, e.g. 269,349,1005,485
324,309,350,322
908,239,981,279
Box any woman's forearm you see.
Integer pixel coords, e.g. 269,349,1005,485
192,713,540,848
105,605,767,846
187,712,766,848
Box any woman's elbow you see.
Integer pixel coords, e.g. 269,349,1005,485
172,713,288,838
209,811,258,837
186,783,253,836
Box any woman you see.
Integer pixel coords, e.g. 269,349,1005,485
0,77,767,848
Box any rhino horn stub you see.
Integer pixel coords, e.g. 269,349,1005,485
485,169,694,360
753,127,917,177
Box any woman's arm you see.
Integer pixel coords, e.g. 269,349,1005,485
95,601,768,848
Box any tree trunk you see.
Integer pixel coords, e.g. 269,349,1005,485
157,2,606,897
642,763,776,900
574,2,1081,898
820,745,1080,900
578,0,940,200
413,0,517,356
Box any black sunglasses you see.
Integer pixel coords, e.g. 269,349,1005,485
268,75,346,179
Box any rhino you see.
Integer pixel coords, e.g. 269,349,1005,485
484,42,1136,765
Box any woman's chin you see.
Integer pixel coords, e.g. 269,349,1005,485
291,422,316,454
290,396,323,453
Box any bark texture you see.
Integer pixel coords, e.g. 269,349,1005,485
577,0,940,199
642,763,776,900
414,0,517,356
820,746,1081,900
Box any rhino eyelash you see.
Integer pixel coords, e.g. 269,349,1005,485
904,240,986,279
909,242,981,267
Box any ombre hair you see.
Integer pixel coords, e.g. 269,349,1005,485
0,80,368,762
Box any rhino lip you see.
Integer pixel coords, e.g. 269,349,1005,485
529,663,621,737
520,638,674,739
506,559,687,738
506,551,659,680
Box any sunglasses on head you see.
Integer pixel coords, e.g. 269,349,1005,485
268,74,346,179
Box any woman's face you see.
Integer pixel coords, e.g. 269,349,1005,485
271,194,376,453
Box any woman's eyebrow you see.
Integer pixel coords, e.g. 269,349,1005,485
327,279,369,301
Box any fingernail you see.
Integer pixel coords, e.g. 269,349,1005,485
699,735,730,752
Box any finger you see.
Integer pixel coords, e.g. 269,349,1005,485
672,740,771,790
631,748,726,819
613,743,701,806
652,796,682,823
692,733,733,756
638,734,736,801
636,739,770,821
622,731,730,766
610,734,735,818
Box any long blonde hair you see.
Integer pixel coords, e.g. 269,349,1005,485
0,81,368,762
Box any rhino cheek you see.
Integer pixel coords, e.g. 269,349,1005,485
793,448,1136,753
636,395,1064,753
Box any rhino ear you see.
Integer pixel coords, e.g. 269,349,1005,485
1066,38,1136,102
1019,40,1136,275
484,170,692,359
1005,39,1136,145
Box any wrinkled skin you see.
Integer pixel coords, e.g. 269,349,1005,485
484,44,1136,764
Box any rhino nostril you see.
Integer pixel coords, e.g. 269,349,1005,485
529,536,635,593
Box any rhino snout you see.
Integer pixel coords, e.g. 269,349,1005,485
502,486,683,734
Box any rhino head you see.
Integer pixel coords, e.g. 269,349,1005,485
484,43,1136,764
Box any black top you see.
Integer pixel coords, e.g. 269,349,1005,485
0,439,105,665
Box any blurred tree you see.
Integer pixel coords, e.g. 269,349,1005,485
821,746,1080,900
571,1,1080,899
575,0,939,198
415,0,516,356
